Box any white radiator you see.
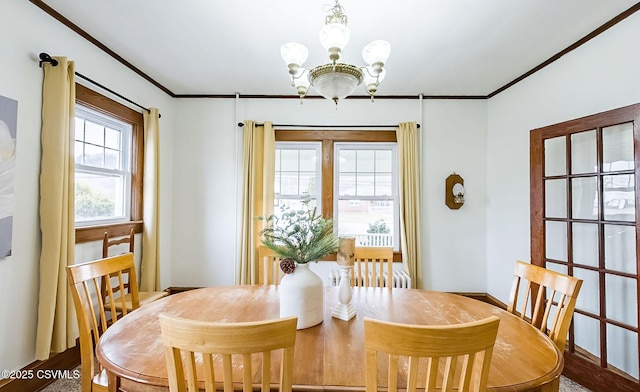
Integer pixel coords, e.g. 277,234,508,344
328,268,412,289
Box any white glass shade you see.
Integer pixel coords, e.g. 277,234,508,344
362,40,391,65
319,22,350,51
281,42,309,66
310,64,363,101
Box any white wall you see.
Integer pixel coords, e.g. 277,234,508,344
0,0,174,371
171,97,488,291
486,11,640,302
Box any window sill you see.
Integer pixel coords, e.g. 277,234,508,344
75,221,143,244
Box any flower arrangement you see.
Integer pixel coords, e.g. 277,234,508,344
259,197,338,273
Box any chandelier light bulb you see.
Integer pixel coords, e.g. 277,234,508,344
319,22,350,61
281,43,309,74
362,40,391,69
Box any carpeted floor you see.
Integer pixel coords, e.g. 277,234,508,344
39,371,592,392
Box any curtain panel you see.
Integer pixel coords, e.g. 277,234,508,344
141,108,161,291
237,121,275,284
397,121,422,289
35,57,77,359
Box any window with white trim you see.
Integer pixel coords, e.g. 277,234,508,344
274,142,322,214
334,143,398,249
74,105,132,226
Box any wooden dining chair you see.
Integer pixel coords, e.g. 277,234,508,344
364,316,501,392
102,229,167,312
67,253,141,392
258,245,284,285
159,314,298,392
352,247,394,288
507,260,583,353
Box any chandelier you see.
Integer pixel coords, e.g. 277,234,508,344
280,0,390,106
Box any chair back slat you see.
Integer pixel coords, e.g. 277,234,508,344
258,245,283,285
353,247,394,288
159,314,297,392
507,260,583,352
364,316,500,392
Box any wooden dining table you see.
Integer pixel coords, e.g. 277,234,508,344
96,285,563,392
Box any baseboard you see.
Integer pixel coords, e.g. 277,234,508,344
454,292,508,309
0,344,80,392
166,286,202,295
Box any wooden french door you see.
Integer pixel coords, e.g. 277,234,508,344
530,104,640,391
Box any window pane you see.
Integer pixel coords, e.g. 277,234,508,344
375,174,392,196
604,225,636,274
357,150,375,172
574,313,600,358
571,130,597,175
275,149,281,171
572,177,598,220
299,149,316,171
357,174,375,196
545,221,567,261
605,275,637,327
375,150,392,172
603,174,635,222
545,179,566,218
607,325,639,379
545,137,566,176
572,223,599,267
339,150,356,172
104,127,121,150
84,144,104,167
75,173,125,221
84,120,104,145
280,150,299,171
573,267,599,315
75,118,85,141
104,148,119,170
603,122,633,173
299,171,316,195
74,141,84,164
339,174,356,196
336,200,394,247
280,172,299,195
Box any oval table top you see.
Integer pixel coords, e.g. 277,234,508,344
96,286,562,392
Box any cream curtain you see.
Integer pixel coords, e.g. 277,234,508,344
141,108,161,291
397,122,423,289
237,121,275,284
35,57,77,359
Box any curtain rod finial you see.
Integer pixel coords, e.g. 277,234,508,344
38,52,58,67
237,122,244,127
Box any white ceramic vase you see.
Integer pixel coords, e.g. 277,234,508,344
279,263,324,329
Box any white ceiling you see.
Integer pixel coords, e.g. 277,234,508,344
38,0,638,97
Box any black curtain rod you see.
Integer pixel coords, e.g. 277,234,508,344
237,123,420,129
38,52,160,117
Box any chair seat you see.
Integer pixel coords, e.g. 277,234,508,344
92,368,109,392
107,290,168,311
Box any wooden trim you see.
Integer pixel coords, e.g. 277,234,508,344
455,292,508,309
488,2,640,98
76,221,143,243
563,351,640,392
0,344,80,392
28,0,174,96
275,130,397,142
165,286,201,295
75,85,144,243
29,1,640,100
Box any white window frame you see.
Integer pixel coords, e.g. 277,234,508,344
333,142,399,251
74,105,132,226
274,141,322,211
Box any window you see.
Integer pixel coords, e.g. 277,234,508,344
74,106,131,225
335,143,398,248
274,142,322,213
274,130,400,255
75,84,143,243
